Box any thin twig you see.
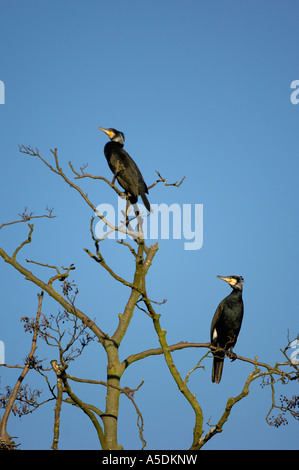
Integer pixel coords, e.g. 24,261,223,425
147,171,186,190
0,207,55,231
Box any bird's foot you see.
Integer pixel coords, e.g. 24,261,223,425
227,350,237,362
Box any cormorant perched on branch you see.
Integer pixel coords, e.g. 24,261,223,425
98,127,151,212
210,275,244,383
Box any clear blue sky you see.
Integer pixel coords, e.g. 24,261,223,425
0,0,298,450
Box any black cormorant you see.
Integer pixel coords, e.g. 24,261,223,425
98,127,151,212
210,275,244,383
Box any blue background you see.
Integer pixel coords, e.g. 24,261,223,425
0,0,298,450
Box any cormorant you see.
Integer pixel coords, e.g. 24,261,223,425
98,127,151,212
210,275,244,383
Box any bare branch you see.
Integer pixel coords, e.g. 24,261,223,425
123,341,212,368
12,223,34,259
84,217,144,293
65,373,146,447
51,366,63,450
0,292,44,448
148,170,186,190
116,240,137,258
68,161,123,196
51,360,107,450
198,367,262,448
0,245,106,342
0,207,55,231
19,146,144,240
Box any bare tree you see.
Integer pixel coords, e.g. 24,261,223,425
0,145,298,450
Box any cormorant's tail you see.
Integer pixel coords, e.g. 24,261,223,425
212,356,224,384
141,193,151,212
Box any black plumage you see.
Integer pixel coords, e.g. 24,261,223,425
210,275,244,383
98,127,150,212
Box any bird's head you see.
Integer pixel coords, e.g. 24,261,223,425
98,127,125,145
217,275,244,290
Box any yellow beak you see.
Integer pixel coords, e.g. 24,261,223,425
98,127,115,139
217,275,235,286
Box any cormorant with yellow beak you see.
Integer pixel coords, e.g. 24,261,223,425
210,275,244,383
98,127,151,212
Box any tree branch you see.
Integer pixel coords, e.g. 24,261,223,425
198,366,262,448
68,161,123,196
19,146,140,239
0,207,55,231
123,341,211,368
0,291,44,448
51,360,107,450
0,245,106,342
147,170,186,190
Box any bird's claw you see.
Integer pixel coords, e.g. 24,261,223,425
227,350,237,362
